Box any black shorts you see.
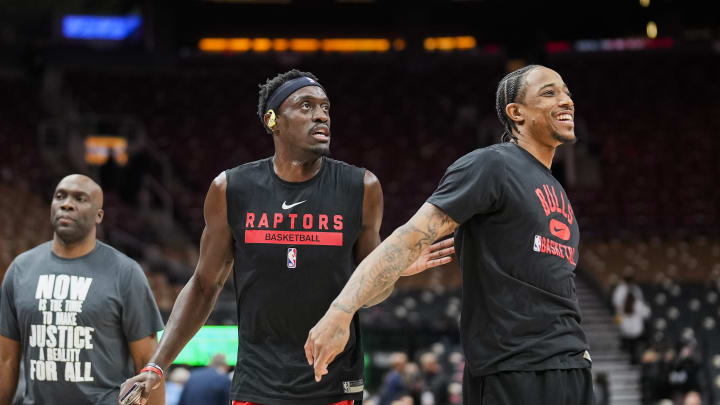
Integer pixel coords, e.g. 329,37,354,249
463,367,595,405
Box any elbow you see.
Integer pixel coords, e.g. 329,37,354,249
188,275,223,300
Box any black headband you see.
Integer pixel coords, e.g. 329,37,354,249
265,76,325,114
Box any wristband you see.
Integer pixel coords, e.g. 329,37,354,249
145,362,164,375
141,363,164,379
141,366,162,378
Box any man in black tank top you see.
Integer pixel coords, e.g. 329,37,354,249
307,66,595,404
119,70,454,405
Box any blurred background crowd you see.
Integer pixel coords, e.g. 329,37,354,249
1,1,719,404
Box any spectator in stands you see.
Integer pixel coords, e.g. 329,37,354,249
667,336,706,404
592,372,610,405
447,381,462,404
177,353,231,405
390,395,414,405
683,390,702,405
640,342,672,405
165,367,190,405
618,290,651,364
612,268,644,314
379,352,409,405
420,352,449,405
403,362,424,405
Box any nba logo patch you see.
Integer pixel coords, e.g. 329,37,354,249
287,248,297,269
533,235,542,252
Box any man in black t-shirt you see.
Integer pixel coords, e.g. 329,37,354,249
119,70,454,405
307,65,594,404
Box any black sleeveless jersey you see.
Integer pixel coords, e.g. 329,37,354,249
225,157,366,404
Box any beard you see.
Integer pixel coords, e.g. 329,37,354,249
309,143,331,157
52,220,92,245
551,130,577,145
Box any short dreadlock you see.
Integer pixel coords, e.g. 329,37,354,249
495,65,541,143
257,69,321,134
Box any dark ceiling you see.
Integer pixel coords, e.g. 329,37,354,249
0,0,715,57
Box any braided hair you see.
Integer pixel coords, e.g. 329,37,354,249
257,69,321,134
495,64,541,143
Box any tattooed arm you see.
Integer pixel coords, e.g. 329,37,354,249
355,172,455,308
363,234,454,307
304,202,458,381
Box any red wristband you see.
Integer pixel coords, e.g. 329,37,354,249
141,366,163,379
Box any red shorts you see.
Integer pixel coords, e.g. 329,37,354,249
233,401,353,405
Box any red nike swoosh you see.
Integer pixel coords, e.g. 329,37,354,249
549,218,571,241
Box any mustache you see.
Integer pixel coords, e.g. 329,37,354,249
54,214,75,222
309,123,330,134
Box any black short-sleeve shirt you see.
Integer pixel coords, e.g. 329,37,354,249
427,143,590,377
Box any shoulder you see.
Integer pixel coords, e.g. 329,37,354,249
324,157,365,175
210,171,228,194
362,169,382,208
96,241,143,274
224,158,273,195
324,157,360,168
12,241,53,268
363,169,380,189
225,157,271,177
448,144,507,172
323,158,367,195
205,171,231,219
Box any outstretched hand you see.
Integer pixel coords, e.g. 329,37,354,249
401,237,455,276
304,238,455,382
304,308,353,383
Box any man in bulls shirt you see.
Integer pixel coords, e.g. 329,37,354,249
119,69,454,405
307,65,595,404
